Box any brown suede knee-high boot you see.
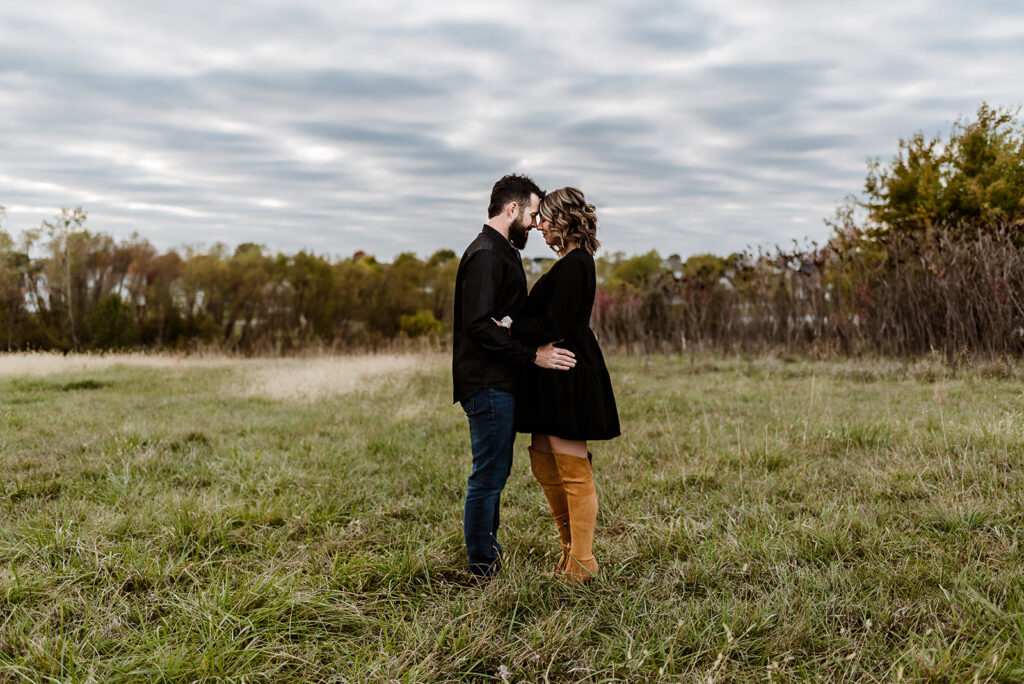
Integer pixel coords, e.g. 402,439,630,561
528,446,572,574
552,451,599,582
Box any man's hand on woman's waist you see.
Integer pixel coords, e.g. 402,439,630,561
535,341,576,370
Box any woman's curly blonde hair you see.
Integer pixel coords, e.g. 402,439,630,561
539,187,601,255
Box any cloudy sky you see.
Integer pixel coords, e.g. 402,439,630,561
1,1,1022,262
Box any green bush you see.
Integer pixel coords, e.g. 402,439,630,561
90,293,139,350
398,310,442,337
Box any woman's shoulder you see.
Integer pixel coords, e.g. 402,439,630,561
563,248,594,273
552,248,592,264
544,249,593,282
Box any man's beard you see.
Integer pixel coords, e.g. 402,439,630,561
508,212,530,250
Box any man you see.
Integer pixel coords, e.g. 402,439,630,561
452,173,577,578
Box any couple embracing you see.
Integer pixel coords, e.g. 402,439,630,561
452,174,620,583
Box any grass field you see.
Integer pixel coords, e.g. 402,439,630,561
1,352,1023,682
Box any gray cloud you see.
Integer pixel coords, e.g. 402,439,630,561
1,0,1023,262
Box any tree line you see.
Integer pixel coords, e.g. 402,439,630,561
0,207,467,352
0,205,668,353
3,104,1023,357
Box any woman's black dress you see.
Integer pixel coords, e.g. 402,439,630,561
512,249,620,441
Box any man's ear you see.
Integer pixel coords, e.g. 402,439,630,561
505,201,518,219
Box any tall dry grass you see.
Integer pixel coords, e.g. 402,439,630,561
0,352,235,377
232,354,445,400
0,351,446,400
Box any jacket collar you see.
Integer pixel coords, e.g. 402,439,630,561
482,224,517,253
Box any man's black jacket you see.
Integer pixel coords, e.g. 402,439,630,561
452,225,537,403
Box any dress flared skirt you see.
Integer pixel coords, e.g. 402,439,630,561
515,361,620,441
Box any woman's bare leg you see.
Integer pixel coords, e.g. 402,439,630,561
547,435,588,458
531,433,552,453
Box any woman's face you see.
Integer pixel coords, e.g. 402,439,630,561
538,217,556,246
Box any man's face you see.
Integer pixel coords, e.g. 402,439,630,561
508,193,541,250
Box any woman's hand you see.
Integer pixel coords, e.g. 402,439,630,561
491,316,512,334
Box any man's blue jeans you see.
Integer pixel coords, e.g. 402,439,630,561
460,388,515,577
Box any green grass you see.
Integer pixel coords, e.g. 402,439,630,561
1,354,1023,682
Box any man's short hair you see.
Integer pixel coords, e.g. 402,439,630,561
488,173,545,219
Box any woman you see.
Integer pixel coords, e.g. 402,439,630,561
497,187,620,582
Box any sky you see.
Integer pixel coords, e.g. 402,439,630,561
1,1,1022,262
